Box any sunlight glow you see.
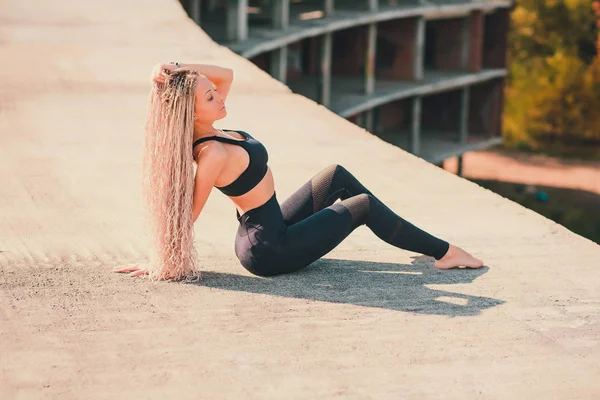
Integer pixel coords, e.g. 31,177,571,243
358,270,423,275
299,11,324,20
435,296,469,306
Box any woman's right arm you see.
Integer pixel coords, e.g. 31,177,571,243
113,145,226,278
179,64,233,102
192,142,228,223
150,63,233,102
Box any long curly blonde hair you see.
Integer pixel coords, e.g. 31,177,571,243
142,69,202,281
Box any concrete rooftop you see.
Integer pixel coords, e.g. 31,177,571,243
1,1,599,398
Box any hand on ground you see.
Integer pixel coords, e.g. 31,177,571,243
113,263,149,277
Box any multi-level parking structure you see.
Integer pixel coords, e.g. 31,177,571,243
180,0,511,172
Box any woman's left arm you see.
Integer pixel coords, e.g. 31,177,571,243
180,64,234,101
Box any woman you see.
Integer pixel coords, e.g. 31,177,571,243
114,63,484,281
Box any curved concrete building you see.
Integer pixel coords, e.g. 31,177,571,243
2,0,600,398
181,0,511,168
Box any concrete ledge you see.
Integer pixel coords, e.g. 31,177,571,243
376,131,504,164
333,69,507,117
224,1,511,58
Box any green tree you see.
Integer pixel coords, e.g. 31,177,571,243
504,0,600,155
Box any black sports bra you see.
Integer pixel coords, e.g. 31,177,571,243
192,129,269,197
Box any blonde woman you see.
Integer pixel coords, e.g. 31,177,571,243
114,63,484,281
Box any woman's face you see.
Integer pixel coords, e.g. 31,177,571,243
194,74,227,124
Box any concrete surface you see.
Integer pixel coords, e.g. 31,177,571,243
1,1,599,399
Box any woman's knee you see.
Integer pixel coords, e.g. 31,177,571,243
333,164,348,174
323,164,347,174
312,164,348,189
323,164,351,184
319,163,340,178
340,193,371,225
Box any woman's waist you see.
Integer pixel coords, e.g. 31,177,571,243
236,194,287,238
230,168,275,215
237,191,278,219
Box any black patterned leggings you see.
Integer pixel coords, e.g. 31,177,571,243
234,164,450,276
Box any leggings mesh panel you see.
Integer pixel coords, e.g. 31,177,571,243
340,193,371,226
310,164,339,213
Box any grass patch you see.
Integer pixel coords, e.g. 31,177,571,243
470,178,600,245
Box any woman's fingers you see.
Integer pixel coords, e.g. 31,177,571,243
113,264,139,273
150,64,170,84
173,66,193,73
158,64,175,75
114,263,149,277
150,63,190,85
130,269,148,277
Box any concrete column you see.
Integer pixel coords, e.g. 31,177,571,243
356,113,364,128
270,47,288,84
411,97,422,156
359,112,371,129
364,112,374,132
207,0,218,12
414,17,425,80
458,86,469,144
365,24,376,94
189,0,201,24
324,0,334,16
365,0,377,132
272,0,289,30
461,15,471,70
271,0,290,83
318,32,332,107
496,78,506,137
372,107,379,133
364,23,377,132
227,0,248,41
468,11,484,72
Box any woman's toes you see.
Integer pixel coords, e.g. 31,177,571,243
434,245,485,269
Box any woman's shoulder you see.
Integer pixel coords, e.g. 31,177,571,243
227,128,252,137
193,139,227,162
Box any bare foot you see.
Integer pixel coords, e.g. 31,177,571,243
434,244,485,269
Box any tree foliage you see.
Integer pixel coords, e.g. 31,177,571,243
504,0,600,151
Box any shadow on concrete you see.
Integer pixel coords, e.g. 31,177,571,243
187,257,503,317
